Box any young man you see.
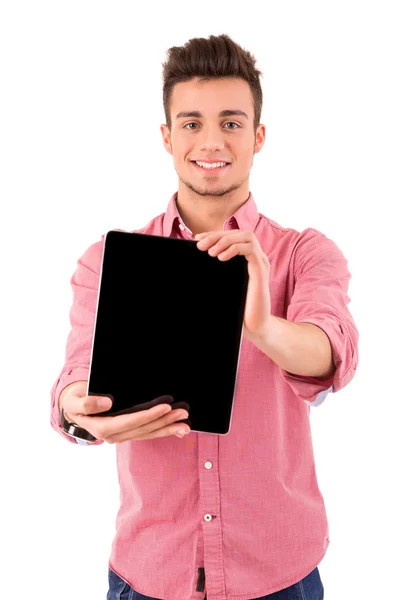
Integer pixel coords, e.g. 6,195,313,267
51,34,359,600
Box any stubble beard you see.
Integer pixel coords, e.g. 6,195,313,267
179,175,243,198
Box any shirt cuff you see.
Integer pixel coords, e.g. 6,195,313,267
305,385,334,406
280,368,335,405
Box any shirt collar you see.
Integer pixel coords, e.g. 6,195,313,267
162,191,260,237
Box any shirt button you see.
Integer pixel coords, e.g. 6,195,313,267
204,514,213,522
204,461,212,469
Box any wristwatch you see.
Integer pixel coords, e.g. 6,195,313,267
60,408,98,443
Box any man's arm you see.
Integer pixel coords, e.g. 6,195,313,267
255,228,359,403
231,226,360,406
249,316,336,380
50,237,104,443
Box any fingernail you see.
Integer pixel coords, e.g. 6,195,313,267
175,429,187,438
97,398,111,409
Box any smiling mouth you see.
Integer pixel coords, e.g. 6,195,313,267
191,161,231,174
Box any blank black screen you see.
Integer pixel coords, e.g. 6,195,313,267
87,230,249,435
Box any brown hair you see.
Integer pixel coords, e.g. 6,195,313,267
162,34,263,135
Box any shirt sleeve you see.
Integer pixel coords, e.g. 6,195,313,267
279,228,359,405
50,237,106,445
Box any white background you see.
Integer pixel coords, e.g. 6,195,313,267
1,1,399,599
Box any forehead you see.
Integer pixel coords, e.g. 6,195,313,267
170,77,254,118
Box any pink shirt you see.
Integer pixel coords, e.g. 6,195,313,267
50,192,359,600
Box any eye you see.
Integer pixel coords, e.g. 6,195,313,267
183,122,240,130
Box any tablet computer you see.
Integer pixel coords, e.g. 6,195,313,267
86,230,249,435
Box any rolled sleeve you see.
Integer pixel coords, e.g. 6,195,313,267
280,228,359,405
50,238,105,445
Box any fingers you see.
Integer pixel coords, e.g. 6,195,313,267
106,395,175,416
75,403,175,436
61,385,191,443
129,407,190,440
109,410,191,444
77,405,190,444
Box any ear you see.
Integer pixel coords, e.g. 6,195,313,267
160,124,173,156
254,124,266,155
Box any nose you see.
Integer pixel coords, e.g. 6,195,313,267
200,142,224,153
199,125,226,153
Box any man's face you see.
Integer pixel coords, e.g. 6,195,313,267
161,77,265,198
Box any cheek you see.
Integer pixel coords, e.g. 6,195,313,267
172,140,191,162
235,138,254,160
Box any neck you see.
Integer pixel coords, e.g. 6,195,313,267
176,188,250,236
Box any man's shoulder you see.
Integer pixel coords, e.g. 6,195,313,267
259,213,323,240
259,213,326,248
257,215,341,266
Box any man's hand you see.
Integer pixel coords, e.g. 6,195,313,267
59,381,191,443
195,230,271,340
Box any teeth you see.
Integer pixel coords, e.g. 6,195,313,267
195,161,227,169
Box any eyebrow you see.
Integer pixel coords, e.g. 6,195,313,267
175,109,249,120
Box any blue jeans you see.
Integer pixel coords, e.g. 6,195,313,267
107,565,324,599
